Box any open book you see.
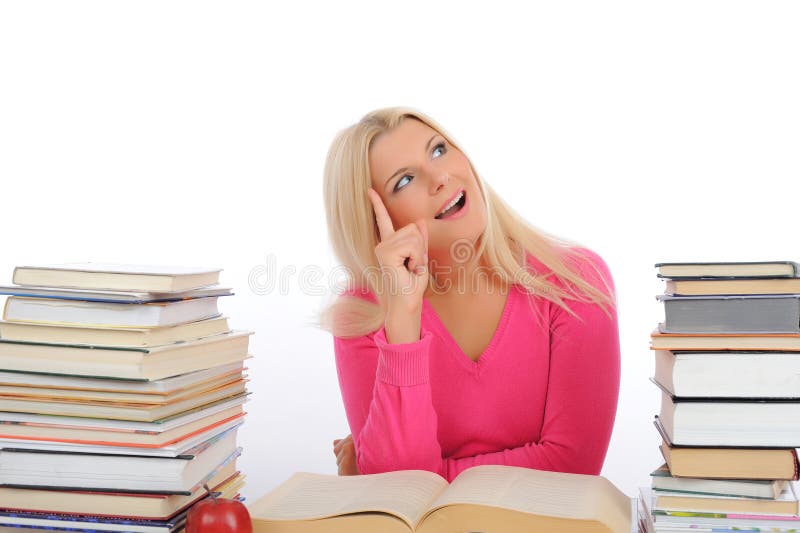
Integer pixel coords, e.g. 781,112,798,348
248,465,632,533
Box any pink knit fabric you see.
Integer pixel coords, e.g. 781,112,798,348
333,248,620,482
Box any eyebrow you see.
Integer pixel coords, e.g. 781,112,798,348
383,134,438,191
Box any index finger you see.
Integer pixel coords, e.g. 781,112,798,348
415,218,429,256
367,188,395,241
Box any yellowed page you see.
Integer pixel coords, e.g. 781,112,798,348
421,465,631,533
248,470,448,529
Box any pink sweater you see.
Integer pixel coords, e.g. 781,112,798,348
333,248,620,482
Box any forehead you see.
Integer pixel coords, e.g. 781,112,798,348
369,119,439,185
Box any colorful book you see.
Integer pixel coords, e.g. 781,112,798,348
652,483,799,515
0,405,245,448
640,486,800,532
0,467,240,519
0,428,240,494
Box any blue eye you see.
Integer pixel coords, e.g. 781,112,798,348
392,141,447,193
394,175,412,192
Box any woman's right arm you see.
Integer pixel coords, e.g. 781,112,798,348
331,188,444,476
333,317,445,477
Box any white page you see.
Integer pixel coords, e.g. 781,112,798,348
425,465,630,531
249,470,448,528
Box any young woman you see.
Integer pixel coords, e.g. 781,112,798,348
318,107,620,482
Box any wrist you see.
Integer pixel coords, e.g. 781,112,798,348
384,305,423,344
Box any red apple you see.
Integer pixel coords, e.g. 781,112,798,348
185,484,253,533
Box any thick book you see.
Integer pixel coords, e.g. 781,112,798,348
652,482,799,515
0,330,252,380
0,372,246,405
654,350,800,399
248,465,632,533
0,316,231,346
655,261,800,279
657,294,800,334
657,386,800,447
12,263,222,292
0,418,244,457
0,361,245,395
0,426,240,494
0,284,233,303
649,463,786,499
658,438,799,480
640,486,800,532
651,326,800,351
664,277,800,296
3,296,221,328
0,405,245,448
0,368,246,405
0,393,248,431
0,385,248,422
0,466,241,519
0,508,188,532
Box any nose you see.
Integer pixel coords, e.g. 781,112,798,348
428,167,449,194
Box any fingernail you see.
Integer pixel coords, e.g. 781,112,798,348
415,266,425,275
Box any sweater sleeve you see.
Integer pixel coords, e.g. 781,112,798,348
333,321,447,477
441,249,621,480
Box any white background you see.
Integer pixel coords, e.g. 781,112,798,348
1,1,799,502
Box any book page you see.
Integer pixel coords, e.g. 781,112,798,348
248,470,448,528
424,465,630,531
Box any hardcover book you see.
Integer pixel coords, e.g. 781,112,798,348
12,263,222,292
655,261,800,279
653,350,800,399
657,294,800,334
651,326,800,351
649,463,787,499
658,437,799,480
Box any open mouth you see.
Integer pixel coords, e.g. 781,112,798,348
435,191,467,220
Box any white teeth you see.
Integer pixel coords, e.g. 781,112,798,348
437,191,464,217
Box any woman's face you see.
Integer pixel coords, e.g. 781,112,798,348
368,118,487,258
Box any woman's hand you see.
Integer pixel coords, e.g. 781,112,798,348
333,434,360,476
367,188,429,315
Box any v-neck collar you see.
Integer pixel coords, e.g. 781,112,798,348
422,285,517,373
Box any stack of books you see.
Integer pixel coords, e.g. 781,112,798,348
0,263,253,532
640,261,800,533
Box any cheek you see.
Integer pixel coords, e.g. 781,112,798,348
388,199,421,228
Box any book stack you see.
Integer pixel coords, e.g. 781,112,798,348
639,261,800,533
0,263,253,533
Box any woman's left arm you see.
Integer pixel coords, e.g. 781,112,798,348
442,251,621,480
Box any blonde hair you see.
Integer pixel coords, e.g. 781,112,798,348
314,106,615,338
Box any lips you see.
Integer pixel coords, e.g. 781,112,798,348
435,190,467,220
435,189,465,219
